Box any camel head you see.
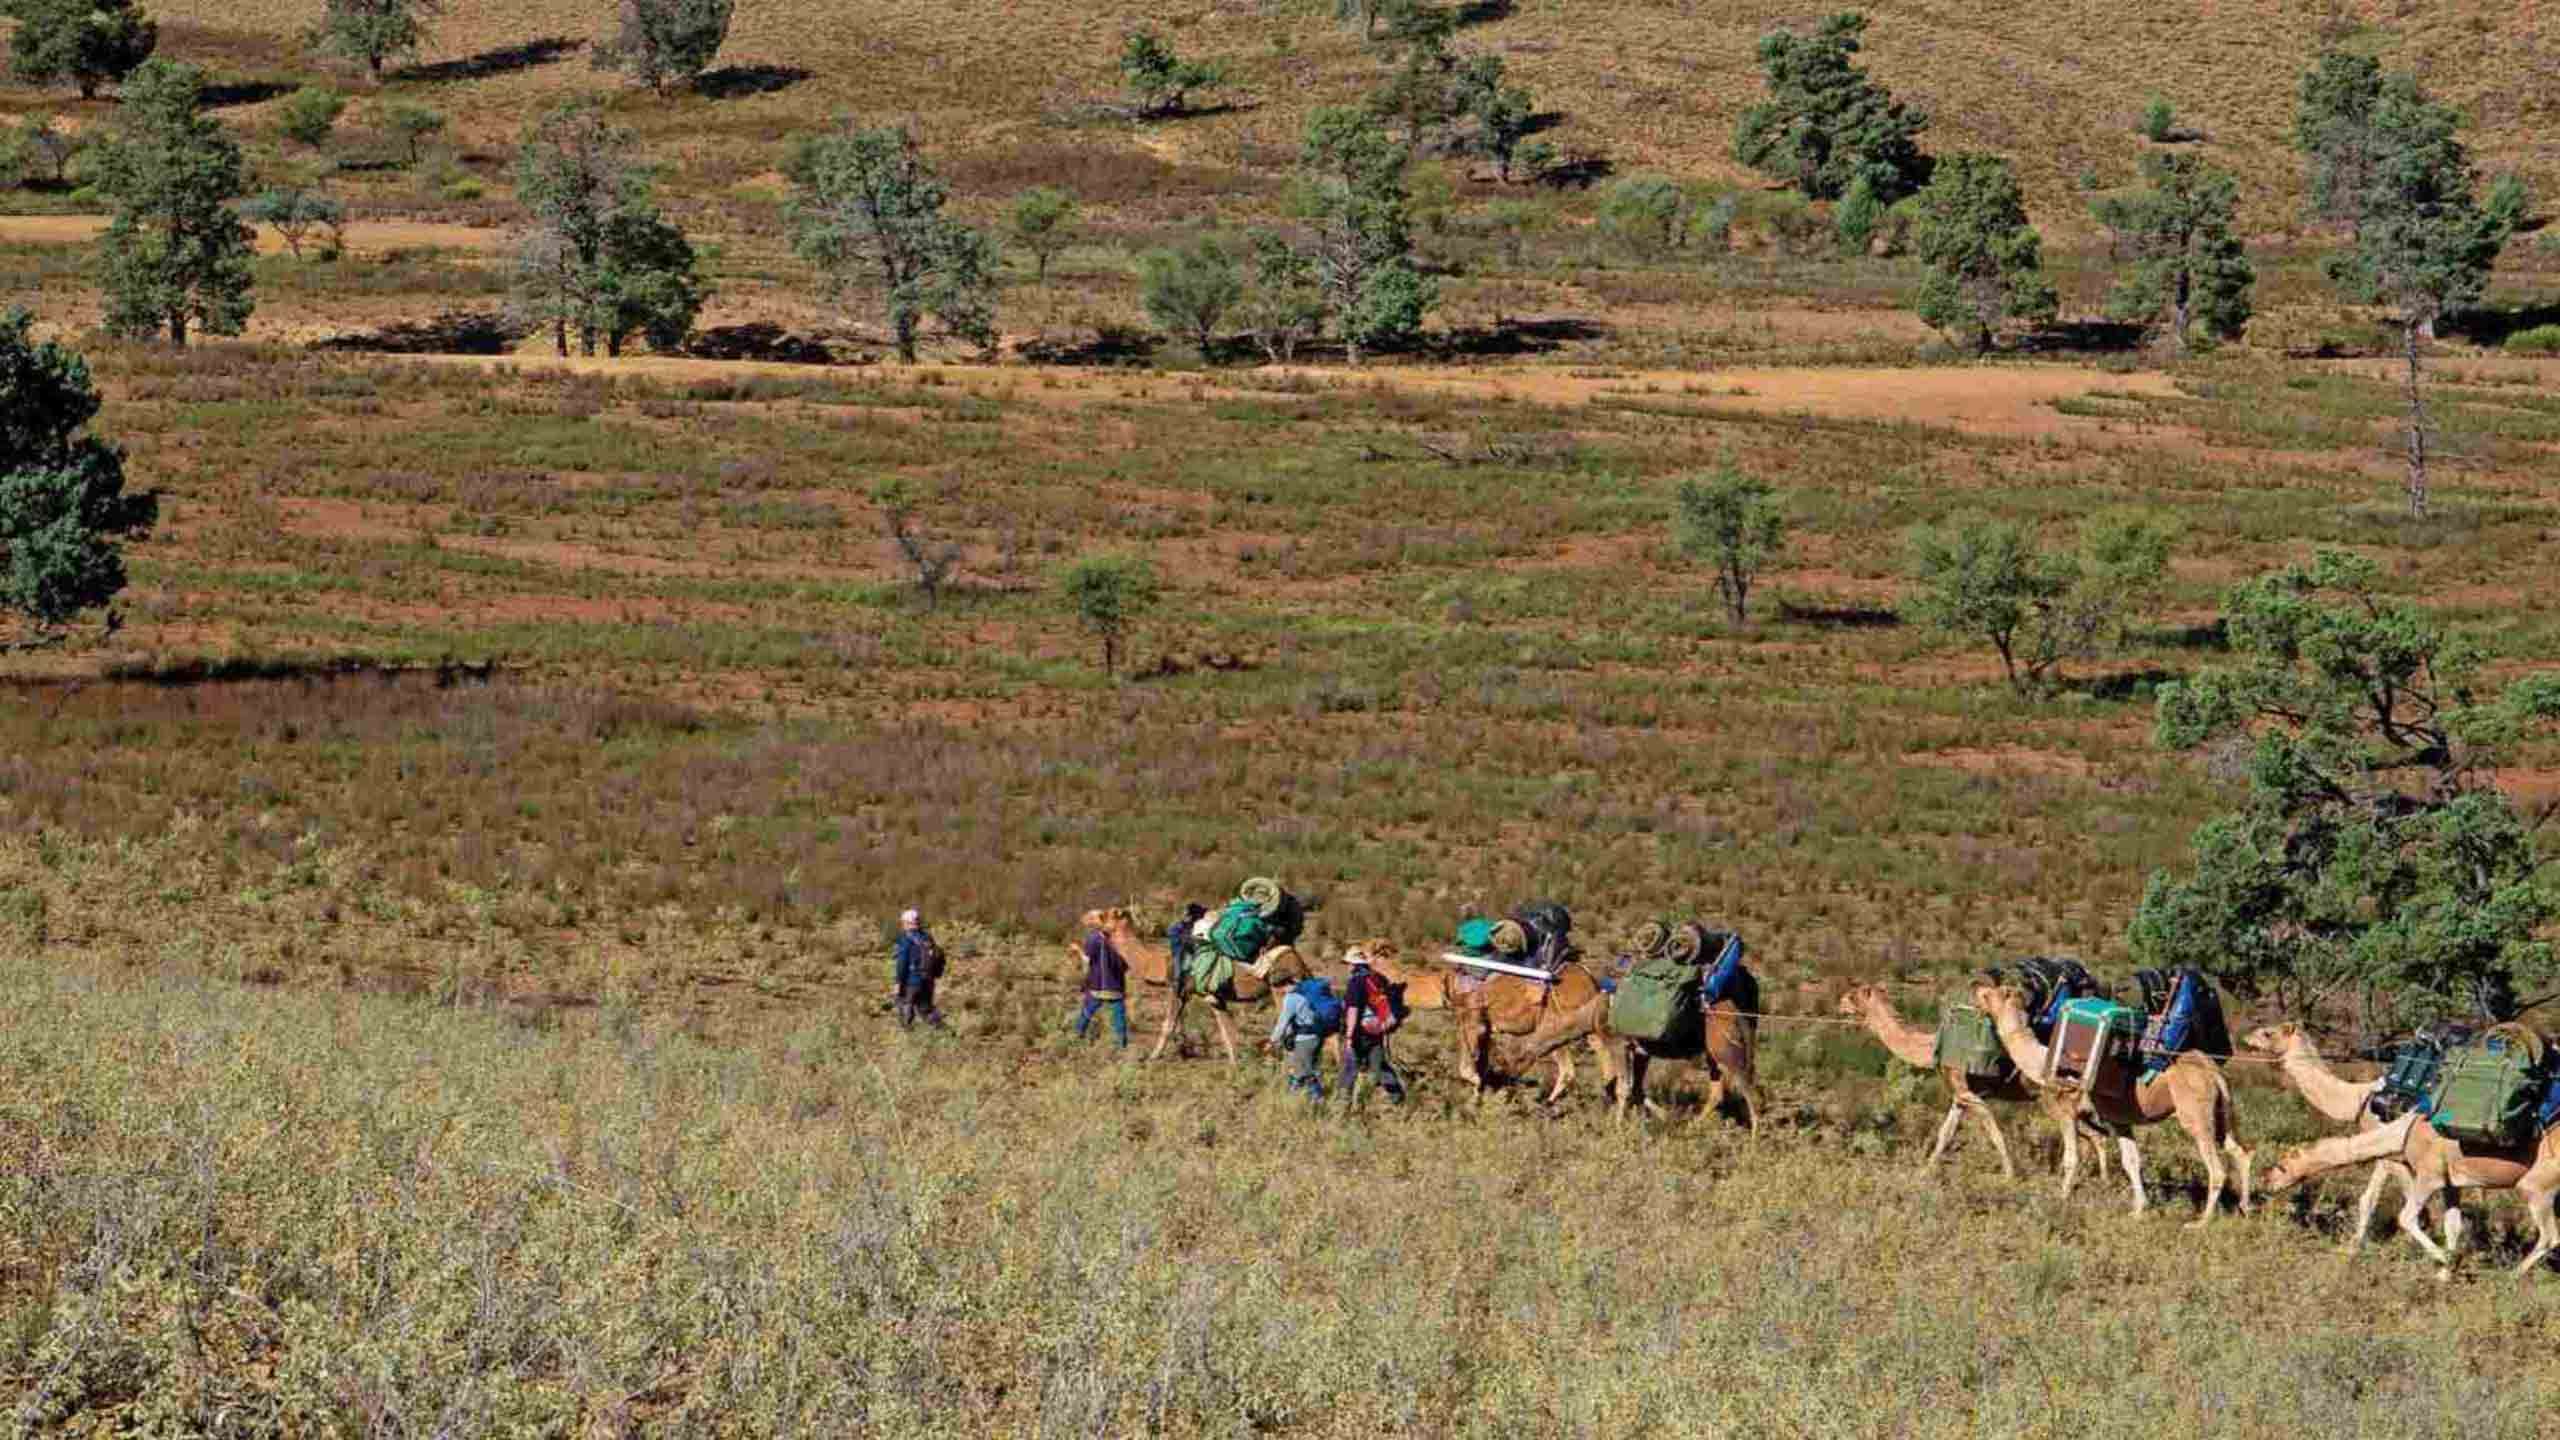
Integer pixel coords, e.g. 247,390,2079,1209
1080,905,1136,936
1836,984,1886,1020
2261,1146,2313,1194
1343,938,1403,978
1969,978,2027,1021
2242,1022,2306,1057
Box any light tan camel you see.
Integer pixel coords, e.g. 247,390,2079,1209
2241,1023,2438,1254
2264,1108,2560,1276
1500,974,1763,1130
1837,984,2059,1178
1074,907,1312,1063
1361,941,1624,1104
1975,981,2252,1224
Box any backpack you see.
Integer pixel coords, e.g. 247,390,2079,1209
1509,901,1574,972
2427,1025,2547,1147
2134,967,2230,1066
1349,971,1399,1037
2015,957,2106,1041
1206,898,1272,963
1610,948,1703,1050
1294,977,1344,1036
913,932,947,982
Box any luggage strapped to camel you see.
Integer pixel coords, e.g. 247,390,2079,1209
2046,995,2144,1099
1933,995,2012,1082
2012,957,2106,1043
2425,1023,2551,1147
2133,966,2231,1072
1187,878,1304,994
1609,923,1748,1055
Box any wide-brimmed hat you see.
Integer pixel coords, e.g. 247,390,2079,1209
900,908,921,925
1343,946,1373,968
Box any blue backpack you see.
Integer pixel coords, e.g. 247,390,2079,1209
1295,977,1345,1035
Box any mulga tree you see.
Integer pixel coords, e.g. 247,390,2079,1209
0,309,158,647
1903,511,2170,694
2322,71,2509,518
1297,106,1433,364
1119,28,1224,121
512,102,709,356
593,0,735,97
2292,49,2384,240
783,121,999,364
1060,553,1159,677
1450,52,1546,183
1673,465,1786,624
306,0,441,81
1908,152,2056,353
5,0,157,99
90,59,255,347
2131,551,2560,1035
2095,151,2255,353
1732,11,1930,204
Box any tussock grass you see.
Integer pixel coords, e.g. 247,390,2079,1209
4,949,2557,1433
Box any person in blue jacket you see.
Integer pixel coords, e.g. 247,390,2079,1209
892,908,945,1030
1075,921,1131,1049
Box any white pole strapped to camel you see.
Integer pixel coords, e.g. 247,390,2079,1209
1437,952,1560,983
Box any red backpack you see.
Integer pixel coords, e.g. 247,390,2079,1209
1351,971,1400,1036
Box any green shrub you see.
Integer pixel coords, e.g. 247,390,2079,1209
2505,323,2560,354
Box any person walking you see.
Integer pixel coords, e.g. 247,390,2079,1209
1269,976,1339,1107
1337,950,1406,1110
1075,919,1131,1049
892,908,946,1030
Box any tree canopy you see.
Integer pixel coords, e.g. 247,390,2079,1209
89,59,255,347
2095,151,2255,352
6,0,156,99
1732,11,1930,204
511,102,709,357
306,0,439,81
0,309,158,644
2132,552,2560,1031
1908,153,2056,352
1295,107,1433,363
783,122,999,364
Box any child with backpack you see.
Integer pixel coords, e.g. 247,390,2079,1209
1269,975,1342,1106
1337,950,1407,1110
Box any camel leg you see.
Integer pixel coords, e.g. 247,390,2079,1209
2058,1117,2082,1199
1925,1100,1967,1167
2440,1199,2467,1278
1970,1097,2016,1179
1212,1006,1239,1064
1735,1075,1765,1135
1629,1050,1666,1122
1147,990,1184,1062
2348,1164,2391,1254
2514,1182,2558,1277
2118,1135,2149,1215
2396,1177,2454,1268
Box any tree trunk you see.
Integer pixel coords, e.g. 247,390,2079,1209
2403,316,2429,519
553,317,568,358
2171,263,2192,356
894,312,918,364
169,312,187,349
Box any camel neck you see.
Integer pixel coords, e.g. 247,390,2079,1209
1858,999,1939,1069
2278,1044,2375,1123
1984,1000,2052,1077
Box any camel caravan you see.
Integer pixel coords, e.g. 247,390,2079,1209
1067,881,2560,1277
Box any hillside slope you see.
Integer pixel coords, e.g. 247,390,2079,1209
62,0,2558,231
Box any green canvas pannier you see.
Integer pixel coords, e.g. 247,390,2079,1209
2427,1028,2546,1147
1932,998,2010,1081
1611,952,1701,1049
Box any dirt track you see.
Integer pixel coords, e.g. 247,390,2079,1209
0,214,510,256
383,349,2182,442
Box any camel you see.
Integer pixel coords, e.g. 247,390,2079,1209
1361,941,1625,1105
2264,1100,2560,1277
1974,981,2252,1223
1074,907,1313,1063
1500,968,1763,1130
2241,1023,2439,1254
1836,984,2063,1178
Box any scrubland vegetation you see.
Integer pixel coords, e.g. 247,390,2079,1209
2,0,2559,1431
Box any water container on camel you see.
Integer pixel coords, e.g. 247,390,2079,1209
2047,997,2143,1100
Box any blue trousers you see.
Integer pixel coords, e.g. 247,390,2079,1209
1076,993,1129,1047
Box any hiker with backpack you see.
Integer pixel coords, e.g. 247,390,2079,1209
893,908,946,1030
1337,949,1407,1109
1269,975,1343,1105
1075,917,1131,1049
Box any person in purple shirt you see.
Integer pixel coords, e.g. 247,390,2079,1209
1075,922,1130,1048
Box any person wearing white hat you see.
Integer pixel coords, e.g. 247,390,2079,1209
893,908,946,1029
